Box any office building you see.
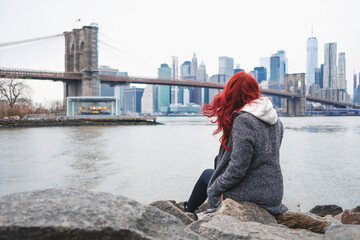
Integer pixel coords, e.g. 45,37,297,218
306,36,318,88
141,85,158,113
270,54,280,89
124,87,144,114
190,53,200,104
354,73,358,98
338,52,346,90
323,42,337,89
198,60,208,104
260,57,270,80
219,56,234,76
277,50,287,88
158,63,171,113
209,74,227,102
190,53,198,79
171,56,179,104
253,67,267,83
99,65,128,113
315,68,322,87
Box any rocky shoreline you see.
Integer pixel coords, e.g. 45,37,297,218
0,189,359,239
0,117,159,128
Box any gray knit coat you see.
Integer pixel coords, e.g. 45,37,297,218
207,111,288,215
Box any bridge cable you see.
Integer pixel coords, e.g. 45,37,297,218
0,34,64,48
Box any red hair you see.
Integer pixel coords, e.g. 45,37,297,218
202,71,260,151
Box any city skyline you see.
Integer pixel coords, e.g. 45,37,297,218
0,0,359,104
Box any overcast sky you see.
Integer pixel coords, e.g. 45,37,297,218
0,0,359,104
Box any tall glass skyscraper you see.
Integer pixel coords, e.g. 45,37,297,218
158,63,171,113
270,54,280,89
277,50,287,89
323,42,337,89
338,52,346,90
306,36,318,88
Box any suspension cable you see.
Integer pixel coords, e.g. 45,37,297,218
0,34,64,47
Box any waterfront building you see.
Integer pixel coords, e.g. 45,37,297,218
338,52,346,91
234,68,244,74
277,50,287,88
124,87,144,114
306,36,318,88
270,54,280,89
158,63,172,113
141,85,158,113
99,65,128,113
219,56,234,77
323,42,337,89
260,57,270,80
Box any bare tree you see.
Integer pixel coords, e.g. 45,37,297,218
0,79,30,108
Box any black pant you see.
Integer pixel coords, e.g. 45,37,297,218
186,168,215,212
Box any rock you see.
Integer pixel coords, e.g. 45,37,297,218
189,215,324,240
325,225,360,240
333,212,343,222
310,205,343,217
353,206,360,212
0,189,202,240
150,200,195,225
9,115,20,120
213,198,277,224
341,209,360,225
277,211,331,234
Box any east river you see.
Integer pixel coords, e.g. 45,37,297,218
0,116,359,212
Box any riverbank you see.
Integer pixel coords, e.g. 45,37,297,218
0,189,359,239
0,116,159,128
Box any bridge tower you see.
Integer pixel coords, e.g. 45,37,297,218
284,73,306,115
63,26,100,99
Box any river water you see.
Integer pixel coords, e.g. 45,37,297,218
0,116,359,212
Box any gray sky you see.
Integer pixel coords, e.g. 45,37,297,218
0,0,359,104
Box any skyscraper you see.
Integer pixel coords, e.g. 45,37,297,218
323,42,337,89
124,87,144,114
180,61,192,104
306,36,318,88
270,54,280,89
198,60,208,104
260,57,270,80
277,50,287,88
219,56,234,77
171,56,179,104
253,67,267,83
190,53,198,79
141,85,157,113
338,52,346,90
354,73,358,98
158,63,171,113
190,53,200,104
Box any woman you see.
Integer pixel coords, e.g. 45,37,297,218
184,71,287,218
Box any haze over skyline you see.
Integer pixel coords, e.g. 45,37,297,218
1,0,359,104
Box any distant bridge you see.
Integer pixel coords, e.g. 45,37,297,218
0,25,357,114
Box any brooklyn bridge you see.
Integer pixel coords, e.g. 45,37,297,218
0,25,356,115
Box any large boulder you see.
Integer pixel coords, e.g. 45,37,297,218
213,198,277,224
277,211,331,234
150,200,195,225
310,205,343,217
0,189,202,240
325,225,360,240
189,215,324,240
341,209,360,225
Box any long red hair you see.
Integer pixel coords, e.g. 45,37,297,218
202,71,260,150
